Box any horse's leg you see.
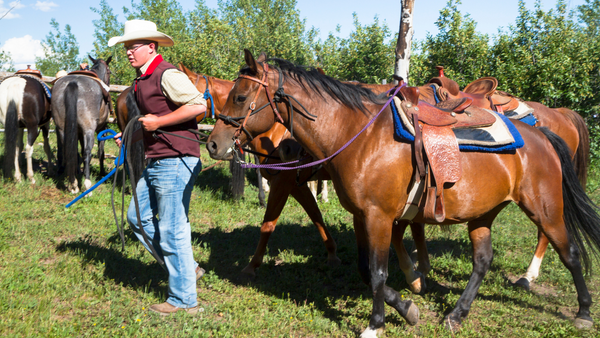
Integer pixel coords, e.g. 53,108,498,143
289,182,340,266
307,181,317,200
319,180,329,202
241,174,294,277
410,222,432,275
355,213,418,338
262,177,270,193
13,128,24,182
97,139,106,177
391,221,425,294
25,125,39,184
514,229,548,290
444,216,496,331
82,130,95,193
41,124,55,175
56,128,64,175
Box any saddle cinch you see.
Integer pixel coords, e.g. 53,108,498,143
397,85,498,223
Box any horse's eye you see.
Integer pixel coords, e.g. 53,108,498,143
236,95,247,103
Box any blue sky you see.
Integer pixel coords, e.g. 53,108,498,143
0,0,588,70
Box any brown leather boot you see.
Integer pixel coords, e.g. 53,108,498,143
149,302,199,316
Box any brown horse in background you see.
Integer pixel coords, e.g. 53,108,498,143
112,64,341,276
415,73,590,290
207,50,600,335
0,69,54,183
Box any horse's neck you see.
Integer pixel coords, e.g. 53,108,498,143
212,79,234,112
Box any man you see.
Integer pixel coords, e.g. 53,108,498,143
108,19,207,315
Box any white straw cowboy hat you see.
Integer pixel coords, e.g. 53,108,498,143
108,20,174,47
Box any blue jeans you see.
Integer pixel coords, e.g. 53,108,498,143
127,156,201,308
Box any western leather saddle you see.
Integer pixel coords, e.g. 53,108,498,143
396,85,497,222
428,66,521,113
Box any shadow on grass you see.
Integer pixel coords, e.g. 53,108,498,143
56,233,168,299
55,218,579,328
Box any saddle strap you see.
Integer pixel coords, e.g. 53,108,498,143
421,124,462,222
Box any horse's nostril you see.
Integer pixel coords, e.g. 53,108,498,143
207,141,217,154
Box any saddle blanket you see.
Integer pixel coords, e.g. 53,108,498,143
391,96,524,152
504,101,537,126
2,74,52,101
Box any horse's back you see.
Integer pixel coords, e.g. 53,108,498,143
52,76,108,130
526,101,579,154
0,77,26,123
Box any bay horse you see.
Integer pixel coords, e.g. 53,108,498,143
51,55,112,194
177,64,341,276
206,50,600,335
0,68,54,183
414,75,591,290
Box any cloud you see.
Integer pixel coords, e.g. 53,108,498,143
1,35,44,69
0,0,24,19
33,1,57,12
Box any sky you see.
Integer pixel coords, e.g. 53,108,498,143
0,0,589,70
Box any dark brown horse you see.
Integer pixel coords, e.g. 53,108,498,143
0,68,54,183
207,50,600,335
52,55,112,194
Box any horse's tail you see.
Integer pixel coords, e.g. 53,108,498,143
540,127,600,275
3,100,19,179
64,82,79,184
125,87,144,182
557,107,590,188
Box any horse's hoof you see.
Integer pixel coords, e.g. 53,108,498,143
360,327,384,338
29,178,36,185
327,255,341,267
404,301,419,326
409,272,426,294
444,315,461,333
574,317,594,330
240,265,257,280
513,277,531,291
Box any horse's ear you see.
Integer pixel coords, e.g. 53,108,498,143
244,49,259,74
317,67,326,75
88,55,96,64
256,52,267,63
105,56,112,65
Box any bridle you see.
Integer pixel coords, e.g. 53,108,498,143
217,62,316,153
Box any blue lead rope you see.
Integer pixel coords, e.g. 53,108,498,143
65,129,125,208
203,75,215,119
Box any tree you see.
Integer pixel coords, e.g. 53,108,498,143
491,0,595,112
0,50,15,71
395,0,415,84
415,0,490,87
35,18,82,76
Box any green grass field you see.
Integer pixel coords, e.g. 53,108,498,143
0,129,599,337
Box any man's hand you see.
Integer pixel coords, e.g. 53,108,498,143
114,132,123,147
139,114,161,132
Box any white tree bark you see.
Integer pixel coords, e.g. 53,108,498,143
394,0,415,85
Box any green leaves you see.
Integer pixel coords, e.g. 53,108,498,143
35,18,83,77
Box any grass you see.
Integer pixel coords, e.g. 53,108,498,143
0,127,599,337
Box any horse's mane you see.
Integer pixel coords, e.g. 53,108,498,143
240,58,387,114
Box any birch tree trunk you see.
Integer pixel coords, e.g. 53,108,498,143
394,0,415,84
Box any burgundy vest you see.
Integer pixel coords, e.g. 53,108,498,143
134,56,200,159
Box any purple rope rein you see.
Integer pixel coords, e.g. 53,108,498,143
239,83,405,170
